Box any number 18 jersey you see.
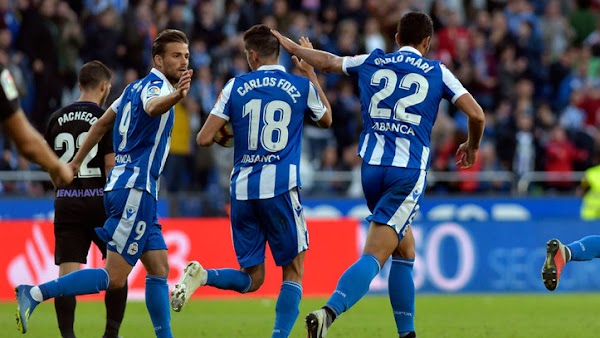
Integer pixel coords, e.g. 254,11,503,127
210,65,327,200
343,46,468,170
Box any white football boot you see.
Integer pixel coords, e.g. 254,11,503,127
171,261,207,312
306,309,333,338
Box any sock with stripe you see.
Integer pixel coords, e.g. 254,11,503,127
145,275,173,338
389,258,415,336
567,235,600,261
272,281,302,338
206,269,252,293
37,268,109,301
325,254,381,316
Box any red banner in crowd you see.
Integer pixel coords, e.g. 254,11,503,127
0,218,359,301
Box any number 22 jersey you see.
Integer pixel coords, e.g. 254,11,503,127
343,46,468,171
45,102,113,223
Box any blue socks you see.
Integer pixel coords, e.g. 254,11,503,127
567,235,600,261
389,258,415,336
145,275,172,338
206,269,252,293
326,254,381,316
272,281,302,338
39,268,109,300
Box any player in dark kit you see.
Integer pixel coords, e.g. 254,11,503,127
44,61,127,338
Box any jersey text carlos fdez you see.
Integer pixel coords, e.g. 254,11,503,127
343,46,467,170
106,68,175,199
211,65,326,200
45,102,113,223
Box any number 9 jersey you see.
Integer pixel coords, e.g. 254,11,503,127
210,65,327,200
343,46,468,171
106,69,175,200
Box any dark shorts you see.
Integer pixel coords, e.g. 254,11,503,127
54,221,107,265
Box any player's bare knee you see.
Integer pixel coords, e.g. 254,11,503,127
146,262,169,278
109,275,128,289
283,259,304,283
247,273,265,292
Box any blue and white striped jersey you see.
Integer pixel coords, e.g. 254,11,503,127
343,46,468,170
211,65,326,200
105,68,175,199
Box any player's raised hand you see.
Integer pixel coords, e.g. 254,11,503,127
292,37,315,76
455,141,478,169
176,69,193,99
270,29,299,54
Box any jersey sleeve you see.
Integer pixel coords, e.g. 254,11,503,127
306,82,326,121
342,54,370,75
209,78,235,121
141,80,171,111
441,64,469,103
0,68,21,121
110,91,124,113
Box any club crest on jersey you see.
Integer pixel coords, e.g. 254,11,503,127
146,85,160,98
127,242,138,255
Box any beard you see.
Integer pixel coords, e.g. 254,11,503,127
99,90,110,107
165,68,183,85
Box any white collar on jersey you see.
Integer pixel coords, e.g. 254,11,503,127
150,68,175,91
257,65,286,72
398,46,422,56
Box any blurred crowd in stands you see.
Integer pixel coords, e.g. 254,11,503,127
0,0,599,200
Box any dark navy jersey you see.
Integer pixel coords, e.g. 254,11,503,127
343,46,468,170
0,66,21,121
45,102,113,223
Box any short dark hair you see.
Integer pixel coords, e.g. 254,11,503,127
243,24,279,59
397,12,434,46
152,29,189,58
78,60,112,90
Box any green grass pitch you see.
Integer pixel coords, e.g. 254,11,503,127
2,294,600,337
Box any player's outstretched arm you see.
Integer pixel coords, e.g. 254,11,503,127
291,37,332,128
454,93,485,169
271,30,344,74
70,107,116,173
145,69,193,117
197,114,227,147
4,109,74,186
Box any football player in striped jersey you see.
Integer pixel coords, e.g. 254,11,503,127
16,29,192,338
273,11,485,338
171,24,331,338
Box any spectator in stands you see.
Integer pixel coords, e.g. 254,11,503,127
0,0,598,200
16,0,62,131
544,125,588,191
